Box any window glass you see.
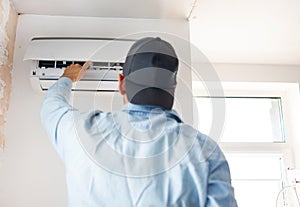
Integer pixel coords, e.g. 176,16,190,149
194,97,285,142
226,153,284,207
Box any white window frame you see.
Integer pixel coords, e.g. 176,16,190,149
192,81,300,175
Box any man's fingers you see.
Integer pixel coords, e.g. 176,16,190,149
82,61,92,71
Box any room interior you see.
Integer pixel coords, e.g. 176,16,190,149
0,0,300,206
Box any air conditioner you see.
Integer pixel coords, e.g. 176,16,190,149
24,37,136,92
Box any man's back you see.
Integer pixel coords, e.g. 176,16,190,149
41,79,236,206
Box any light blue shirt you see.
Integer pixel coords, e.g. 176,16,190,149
41,77,237,207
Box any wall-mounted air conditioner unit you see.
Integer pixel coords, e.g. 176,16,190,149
24,37,136,92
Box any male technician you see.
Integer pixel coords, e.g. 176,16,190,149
41,37,237,206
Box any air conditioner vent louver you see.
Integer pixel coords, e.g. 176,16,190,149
31,60,124,92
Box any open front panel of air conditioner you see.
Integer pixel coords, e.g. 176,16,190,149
24,37,136,92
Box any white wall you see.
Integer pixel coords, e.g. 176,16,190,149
0,15,191,207
210,63,300,84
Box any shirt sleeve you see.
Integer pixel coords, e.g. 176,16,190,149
205,145,238,207
40,77,75,157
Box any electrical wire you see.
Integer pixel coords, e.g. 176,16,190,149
276,184,300,207
187,0,199,21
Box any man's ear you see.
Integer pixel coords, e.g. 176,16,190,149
118,73,126,95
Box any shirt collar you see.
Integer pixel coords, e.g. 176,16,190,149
122,103,182,123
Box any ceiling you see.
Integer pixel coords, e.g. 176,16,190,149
11,0,300,65
11,0,194,19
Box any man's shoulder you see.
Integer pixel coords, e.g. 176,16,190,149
178,123,224,162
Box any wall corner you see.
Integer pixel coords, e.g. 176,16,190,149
0,0,18,149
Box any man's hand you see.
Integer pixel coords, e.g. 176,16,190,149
60,61,92,82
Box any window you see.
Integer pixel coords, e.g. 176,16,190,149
227,153,284,207
195,97,285,142
193,82,299,207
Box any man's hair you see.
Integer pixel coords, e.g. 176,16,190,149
122,37,179,110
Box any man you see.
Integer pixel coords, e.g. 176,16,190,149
41,37,237,206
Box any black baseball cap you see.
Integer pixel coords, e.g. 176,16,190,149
123,37,179,110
